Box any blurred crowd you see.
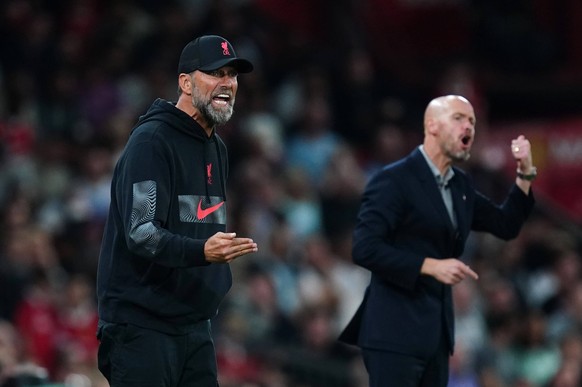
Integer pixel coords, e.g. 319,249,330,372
1,0,582,386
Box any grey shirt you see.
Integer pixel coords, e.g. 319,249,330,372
419,145,457,229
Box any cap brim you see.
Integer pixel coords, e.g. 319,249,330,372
199,58,254,73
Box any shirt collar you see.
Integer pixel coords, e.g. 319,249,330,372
419,145,455,186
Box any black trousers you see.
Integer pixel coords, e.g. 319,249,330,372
97,320,218,387
362,333,450,387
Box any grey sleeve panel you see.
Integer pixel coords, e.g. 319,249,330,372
129,180,163,255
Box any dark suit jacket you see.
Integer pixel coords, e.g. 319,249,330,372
339,148,534,358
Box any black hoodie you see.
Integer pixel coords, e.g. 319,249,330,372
97,98,232,334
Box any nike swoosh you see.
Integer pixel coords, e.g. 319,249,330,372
197,199,224,220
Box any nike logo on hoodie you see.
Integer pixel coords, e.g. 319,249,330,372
197,199,225,220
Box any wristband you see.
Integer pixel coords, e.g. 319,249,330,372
517,167,537,181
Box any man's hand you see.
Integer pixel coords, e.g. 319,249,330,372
204,232,258,263
511,134,534,173
421,258,478,285
511,134,535,194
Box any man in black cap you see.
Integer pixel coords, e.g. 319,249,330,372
96,35,258,387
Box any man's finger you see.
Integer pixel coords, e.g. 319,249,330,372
463,265,479,280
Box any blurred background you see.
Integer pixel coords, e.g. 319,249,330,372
1,0,582,386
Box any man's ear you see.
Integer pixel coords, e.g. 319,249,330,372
425,118,438,136
179,73,192,95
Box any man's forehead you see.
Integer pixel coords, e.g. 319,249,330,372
425,95,475,122
446,98,474,114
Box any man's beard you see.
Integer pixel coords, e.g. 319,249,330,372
192,88,234,129
443,141,471,162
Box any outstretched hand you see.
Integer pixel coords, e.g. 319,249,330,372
204,232,258,263
421,258,478,285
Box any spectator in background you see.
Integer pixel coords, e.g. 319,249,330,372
550,332,582,387
296,233,369,335
285,304,360,387
4,225,67,379
13,268,60,378
362,122,409,180
475,275,524,385
96,35,258,387
280,167,322,240
506,309,561,386
220,262,295,351
333,48,386,147
448,343,480,387
0,319,50,387
339,95,536,386
262,221,302,320
55,274,100,382
319,144,367,258
285,90,342,189
453,279,488,371
547,281,582,349
544,248,582,341
0,195,36,321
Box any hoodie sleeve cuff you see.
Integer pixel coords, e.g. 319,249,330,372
186,239,211,266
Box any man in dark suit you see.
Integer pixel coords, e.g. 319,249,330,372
339,95,536,386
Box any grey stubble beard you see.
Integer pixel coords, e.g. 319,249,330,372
191,87,234,130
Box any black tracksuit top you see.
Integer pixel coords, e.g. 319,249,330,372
97,98,231,334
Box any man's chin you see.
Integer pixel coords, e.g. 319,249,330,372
203,107,233,128
452,151,471,162
213,113,233,127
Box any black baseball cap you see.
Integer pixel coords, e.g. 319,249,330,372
177,35,253,74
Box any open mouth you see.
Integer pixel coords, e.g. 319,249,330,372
461,135,471,145
212,93,232,106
